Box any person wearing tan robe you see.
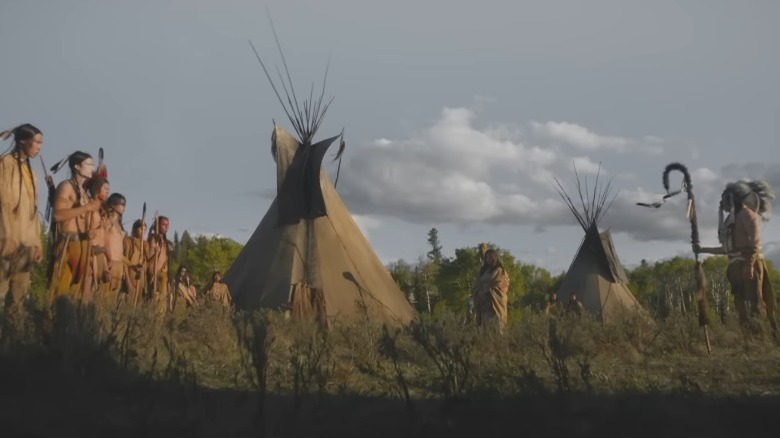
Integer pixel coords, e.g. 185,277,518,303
0,124,44,322
147,216,172,309
172,266,198,311
471,249,510,330
202,271,233,308
696,181,777,336
123,219,149,306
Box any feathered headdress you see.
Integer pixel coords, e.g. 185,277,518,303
721,179,774,221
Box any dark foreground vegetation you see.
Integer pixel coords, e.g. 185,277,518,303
2,297,779,437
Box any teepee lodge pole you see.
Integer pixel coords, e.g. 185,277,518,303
662,163,712,356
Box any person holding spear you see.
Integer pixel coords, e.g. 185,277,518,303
123,216,149,306
147,214,172,310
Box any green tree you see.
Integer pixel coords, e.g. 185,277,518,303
701,256,730,322
412,259,439,314
177,230,195,267
173,230,180,258
436,246,481,313
426,228,443,263
628,259,654,309
389,259,414,301
435,244,528,316
185,235,243,288
517,263,560,312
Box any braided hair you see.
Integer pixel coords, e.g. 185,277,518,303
0,124,41,219
105,192,126,233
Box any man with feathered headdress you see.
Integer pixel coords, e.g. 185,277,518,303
695,180,777,335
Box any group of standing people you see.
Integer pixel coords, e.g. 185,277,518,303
544,291,584,318
0,123,232,328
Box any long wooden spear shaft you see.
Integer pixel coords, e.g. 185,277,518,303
38,156,56,223
152,210,160,297
39,156,58,288
134,202,147,307
663,162,712,356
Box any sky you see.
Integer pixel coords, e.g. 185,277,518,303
1,0,778,273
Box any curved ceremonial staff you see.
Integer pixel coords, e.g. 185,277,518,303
660,162,712,356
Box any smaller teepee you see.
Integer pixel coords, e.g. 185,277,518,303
553,166,645,322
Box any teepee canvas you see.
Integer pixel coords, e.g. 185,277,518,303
554,168,646,322
224,38,414,326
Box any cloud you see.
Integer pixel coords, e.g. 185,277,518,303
340,107,661,231
531,121,629,151
530,121,664,155
337,105,778,248
351,214,381,239
571,156,603,175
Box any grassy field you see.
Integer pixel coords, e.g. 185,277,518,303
1,299,779,437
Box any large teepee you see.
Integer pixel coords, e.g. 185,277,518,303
223,35,414,326
553,167,646,322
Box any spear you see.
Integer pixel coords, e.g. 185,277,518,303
39,156,58,288
134,202,147,307
662,163,712,356
38,156,56,223
151,210,160,299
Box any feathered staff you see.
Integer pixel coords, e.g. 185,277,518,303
659,163,712,356
97,147,107,179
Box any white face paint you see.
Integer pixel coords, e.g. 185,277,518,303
76,158,95,179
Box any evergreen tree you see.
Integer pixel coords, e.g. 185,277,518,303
178,230,195,267
426,228,443,264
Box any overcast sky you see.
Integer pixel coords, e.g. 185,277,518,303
1,0,777,273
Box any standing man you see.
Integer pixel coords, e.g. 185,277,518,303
84,177,109,302
471,249,510,331
49,152,101,303
103,193,126,303
0,124,44,323
695,180,776,336
123,219,148,306
147,216,172,309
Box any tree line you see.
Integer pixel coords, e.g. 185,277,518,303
29,226,779,320
389,228,780,322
